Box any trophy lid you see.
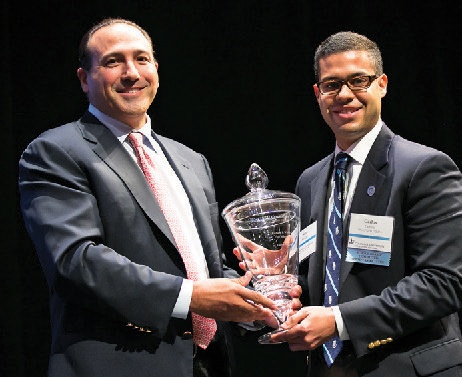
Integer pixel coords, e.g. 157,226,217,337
221,163,300,218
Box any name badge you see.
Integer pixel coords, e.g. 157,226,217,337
299,221,317,262
346,214,394,266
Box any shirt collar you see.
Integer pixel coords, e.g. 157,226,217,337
335,119,383,164
88,104,152,143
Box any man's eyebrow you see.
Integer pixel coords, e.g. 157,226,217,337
319,72,370,81
101,49,152,58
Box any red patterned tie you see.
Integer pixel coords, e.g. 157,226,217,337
128,132,217,349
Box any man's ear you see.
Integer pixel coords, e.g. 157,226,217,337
378,73,388,98
313,83,320,99
77,67,89,93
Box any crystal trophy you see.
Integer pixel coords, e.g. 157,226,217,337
222,163,301,344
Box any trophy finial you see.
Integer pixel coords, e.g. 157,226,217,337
245,163,269,192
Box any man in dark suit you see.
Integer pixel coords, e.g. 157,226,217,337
271,31,462,376
18,17,278,377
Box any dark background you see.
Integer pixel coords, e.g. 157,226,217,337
2,0,461,376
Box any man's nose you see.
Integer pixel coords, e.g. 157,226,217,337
122,61,140,80
337,83,354,96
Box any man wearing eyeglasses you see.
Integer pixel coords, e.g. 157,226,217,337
270,31,462,376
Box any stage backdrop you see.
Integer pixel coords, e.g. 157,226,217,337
2,1,461,376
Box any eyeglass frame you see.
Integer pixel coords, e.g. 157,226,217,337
315,75,379,95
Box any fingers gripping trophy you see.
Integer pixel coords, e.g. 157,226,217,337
222,163,301,344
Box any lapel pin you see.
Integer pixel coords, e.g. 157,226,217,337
367,186,376,196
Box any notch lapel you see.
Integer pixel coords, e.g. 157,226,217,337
339,125,394,290
77,115,176,246
155,134,222,276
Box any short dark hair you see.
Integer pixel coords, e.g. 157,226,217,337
313,31,383,80
78,18,155,71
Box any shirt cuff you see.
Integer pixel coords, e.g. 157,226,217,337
172,279,193,319
332,305,350,340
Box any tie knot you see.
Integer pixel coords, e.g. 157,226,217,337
335,153,349,171
128,132,143,147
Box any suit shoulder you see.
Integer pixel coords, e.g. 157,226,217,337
21,121,82,152
392,135,458,167
393,135,439,155
158,134,196,151
295,155,331,195
156,134,204,159
298,155,331,181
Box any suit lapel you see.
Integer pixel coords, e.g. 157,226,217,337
77,114,176,246
339,125,394,290
154,134,222,276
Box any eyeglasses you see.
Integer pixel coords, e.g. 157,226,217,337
316,75,378,95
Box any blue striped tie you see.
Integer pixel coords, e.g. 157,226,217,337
323,152,349,366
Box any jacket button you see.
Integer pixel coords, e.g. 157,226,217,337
182,331,193,340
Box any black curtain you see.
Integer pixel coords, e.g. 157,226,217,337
3,1,461,376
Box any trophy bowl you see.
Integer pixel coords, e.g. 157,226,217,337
222,163,301,344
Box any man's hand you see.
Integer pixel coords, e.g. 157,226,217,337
269,306,337,350
189,272,276,322
232,246,247,272
232,244,303,328
288,284,302,314
262,284,303,329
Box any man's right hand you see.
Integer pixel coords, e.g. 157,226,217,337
189,271,276,322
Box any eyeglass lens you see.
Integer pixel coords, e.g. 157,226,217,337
318,75,376,94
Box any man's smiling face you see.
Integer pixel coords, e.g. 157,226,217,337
77,22,159,130
313,50,388,150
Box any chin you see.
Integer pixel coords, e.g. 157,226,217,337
122,103,151,115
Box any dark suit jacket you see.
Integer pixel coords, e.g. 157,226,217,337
296,123,462,376
19,112,238,377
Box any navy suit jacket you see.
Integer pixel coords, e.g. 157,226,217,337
296,123,462,376
19,112,238,377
